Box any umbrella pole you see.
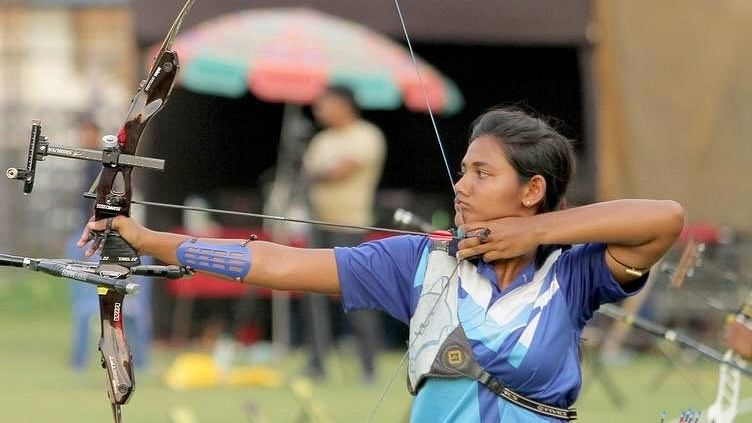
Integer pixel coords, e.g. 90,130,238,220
265,103,314,360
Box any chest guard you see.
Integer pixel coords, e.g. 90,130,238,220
406,239,462,392
406,242,578,420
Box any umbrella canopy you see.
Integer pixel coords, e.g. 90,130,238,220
159,7,463,114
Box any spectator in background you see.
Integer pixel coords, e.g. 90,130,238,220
301,86,387,383
68,117,153,370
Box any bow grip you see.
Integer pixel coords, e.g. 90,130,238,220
99,230,141,268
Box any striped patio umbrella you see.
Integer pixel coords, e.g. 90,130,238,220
158,7,463,114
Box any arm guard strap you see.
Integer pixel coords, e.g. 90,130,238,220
177,239,251,282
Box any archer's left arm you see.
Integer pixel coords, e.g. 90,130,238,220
459,199,685,285
79,216,342,294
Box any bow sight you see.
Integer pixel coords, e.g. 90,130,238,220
6,120,166,195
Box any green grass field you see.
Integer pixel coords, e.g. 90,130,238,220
1,271,751,422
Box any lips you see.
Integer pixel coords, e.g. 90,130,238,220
454,201,471,226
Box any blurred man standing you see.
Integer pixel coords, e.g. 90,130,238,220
302,86,386,383
304,86,386,233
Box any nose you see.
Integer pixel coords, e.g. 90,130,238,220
454,172,469,197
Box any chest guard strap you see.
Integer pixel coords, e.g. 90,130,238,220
430,325,578,421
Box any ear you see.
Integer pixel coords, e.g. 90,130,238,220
522,175,546,208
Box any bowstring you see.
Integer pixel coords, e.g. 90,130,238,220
363,2,464,420
392,0,457,196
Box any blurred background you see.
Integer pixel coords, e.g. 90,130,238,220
1,0,752,422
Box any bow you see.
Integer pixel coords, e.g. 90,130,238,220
86,1,196,420
4,0,458,421
3,1,196,422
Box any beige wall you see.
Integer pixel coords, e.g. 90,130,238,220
595,0,752,232
0,6,136,146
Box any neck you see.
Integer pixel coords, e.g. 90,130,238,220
493,252,535,290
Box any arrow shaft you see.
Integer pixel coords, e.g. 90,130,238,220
126,198,427,236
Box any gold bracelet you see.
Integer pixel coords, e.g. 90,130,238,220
606,246,647,277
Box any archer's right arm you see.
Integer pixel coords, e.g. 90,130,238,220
78,216,341,294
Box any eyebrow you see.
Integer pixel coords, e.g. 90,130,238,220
461,160,491,169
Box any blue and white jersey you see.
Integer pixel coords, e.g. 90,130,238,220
335,235,646,423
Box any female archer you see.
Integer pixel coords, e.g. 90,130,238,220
79,107,684,422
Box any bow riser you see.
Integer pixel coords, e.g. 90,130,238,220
95,51,180,223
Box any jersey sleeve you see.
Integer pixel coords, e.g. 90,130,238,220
555,243,649,328
335,234,429,323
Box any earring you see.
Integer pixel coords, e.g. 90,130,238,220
524,200,530,207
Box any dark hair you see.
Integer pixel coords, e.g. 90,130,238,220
470,107,575,267
469,107,575,213
322,85,358,112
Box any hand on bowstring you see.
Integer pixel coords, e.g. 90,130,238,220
456,216,539,262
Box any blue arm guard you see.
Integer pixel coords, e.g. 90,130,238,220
177,239,251,281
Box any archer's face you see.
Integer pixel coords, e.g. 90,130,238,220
454,136,528,226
